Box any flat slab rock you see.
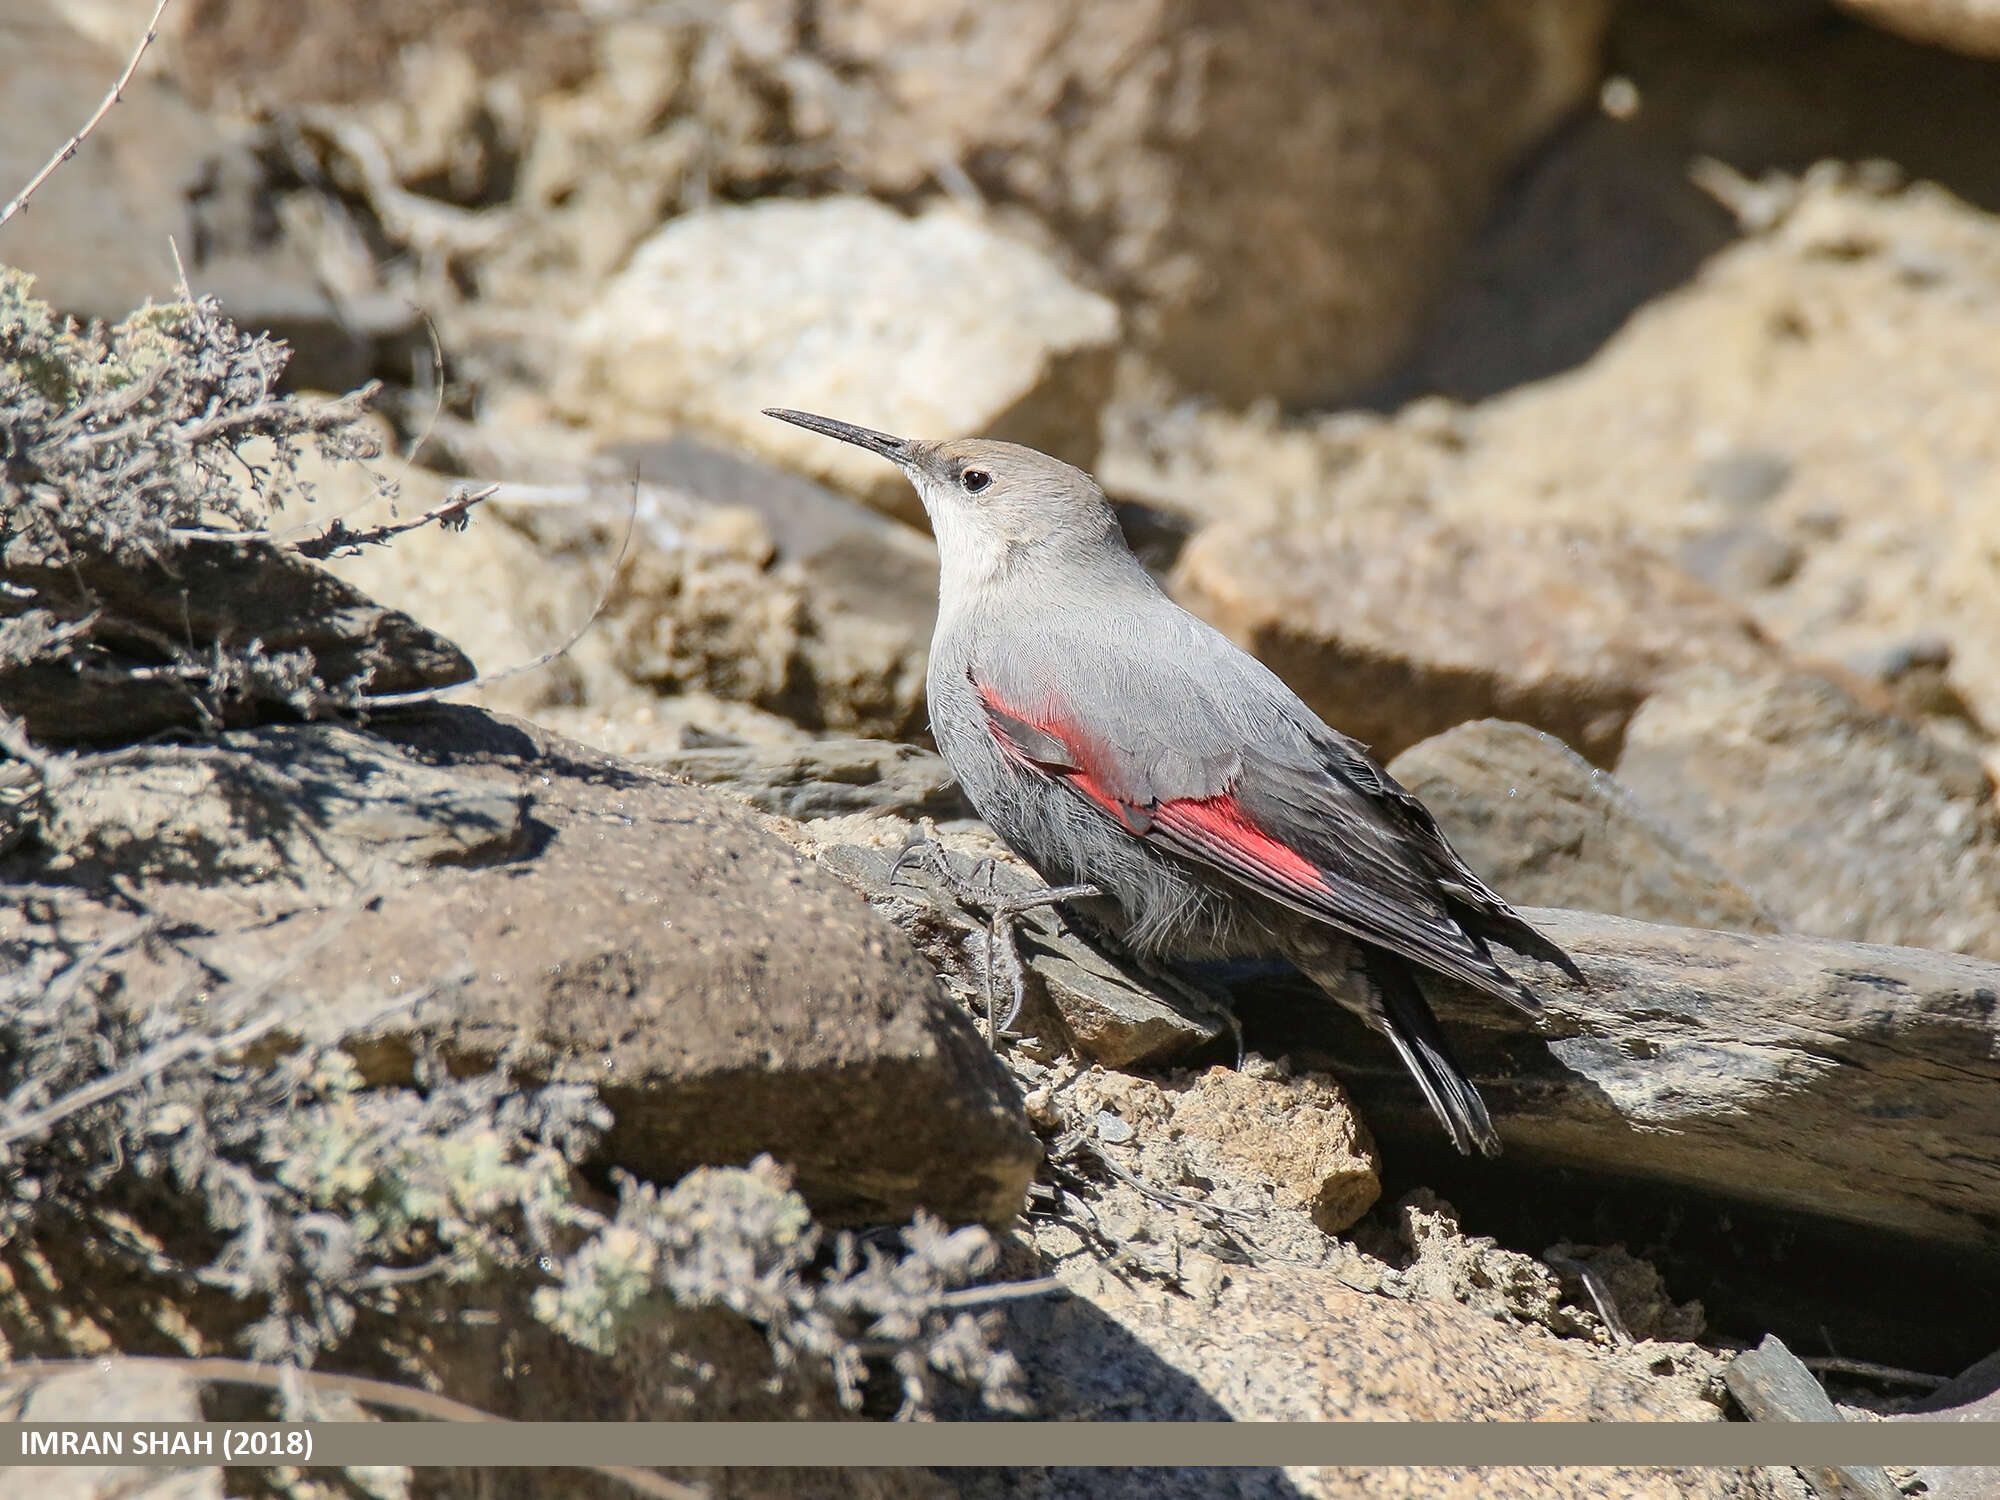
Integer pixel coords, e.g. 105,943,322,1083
2,541,472,746
6,709,1039,1229
817,840,1229,1068
1334,907,2000,1249
647,737,968,822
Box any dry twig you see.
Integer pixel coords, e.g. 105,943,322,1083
359,475,641,709
0,0,177,229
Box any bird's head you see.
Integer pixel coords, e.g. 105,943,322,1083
762,408,1123,584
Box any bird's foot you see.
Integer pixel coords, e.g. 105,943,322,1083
888,838,1100,1046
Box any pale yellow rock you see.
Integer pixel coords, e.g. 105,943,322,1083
557,197,1120,526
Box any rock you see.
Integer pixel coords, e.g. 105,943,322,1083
3,1361,220,1500
1386,719,1780,933
814,839,1227,1068
312,438,931,745
1615,666,2000,959
1895,1348,2000,1499
0,540,473,746
605,431,933,571
1170,509,1779,766
961,1249,1775,1496
1327,905,2000,1250
557,197,1120,527
647,738,967,822
1837,0,2000,58
1143,1066,1380,1235
1901,1467,2000,1500
1344,170,2000,737
7,710,1039,1229
1726,1337,1901,1500
1367,0,2000,408
1391,1188,1587,1335
38,724,525,890
1909,1347,2000,1420
812,0,1611,406
989,1253,1737,1426
607,433,943,738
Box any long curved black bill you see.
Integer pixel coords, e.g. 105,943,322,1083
762,408,908,462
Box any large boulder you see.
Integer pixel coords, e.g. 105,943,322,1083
1170,508,1779,766
1296,171,2000,741
1615,666,2000,959
6,710,1040,1229
811,0,1612,406
557,197,1120,527
1331,905,2000,1250
1387,719,1779,933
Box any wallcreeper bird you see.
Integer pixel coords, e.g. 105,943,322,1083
764,408,1582,1157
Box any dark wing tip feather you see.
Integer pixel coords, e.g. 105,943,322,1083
1436,879,1586,990
1469,907,1586,988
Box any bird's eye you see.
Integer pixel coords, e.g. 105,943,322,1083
960,468,992,494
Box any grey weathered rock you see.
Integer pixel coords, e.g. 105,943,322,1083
1386,719,1780,933
1726,1337,1900,1500
557,197,1120,527
815,839,1227,1068
1895,1348,2000,1500
1332,906,2000,1248
38,723,525,889
1171,509,1779,766
604,432,935,571
1615,666,2000,959
8,710,1039,1230
649,738,967,822
602,436,943,741
1,1361,220,1500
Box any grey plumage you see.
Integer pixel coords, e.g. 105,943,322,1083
763,408,1581,1156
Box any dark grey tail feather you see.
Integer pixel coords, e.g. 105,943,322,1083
1365,949,1501,1158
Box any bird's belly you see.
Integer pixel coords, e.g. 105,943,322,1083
964,757,1276,962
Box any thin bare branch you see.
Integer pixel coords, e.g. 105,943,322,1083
0,1357,703,1500
170,482,499,557
1798,1356,1950,1391
358,473,641,709
0,0,177,229
933,1276,1066,1309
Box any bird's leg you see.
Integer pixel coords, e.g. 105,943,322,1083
887,838,1099,1046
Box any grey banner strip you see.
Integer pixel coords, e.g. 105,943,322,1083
2,1423,1997,1468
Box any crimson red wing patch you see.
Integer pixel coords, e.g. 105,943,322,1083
1150,794,1333,898
975,679,1152,833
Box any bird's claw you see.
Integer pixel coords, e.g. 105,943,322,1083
883,837,1099,1047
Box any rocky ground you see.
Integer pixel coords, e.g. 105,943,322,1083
4,2,2000,1499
